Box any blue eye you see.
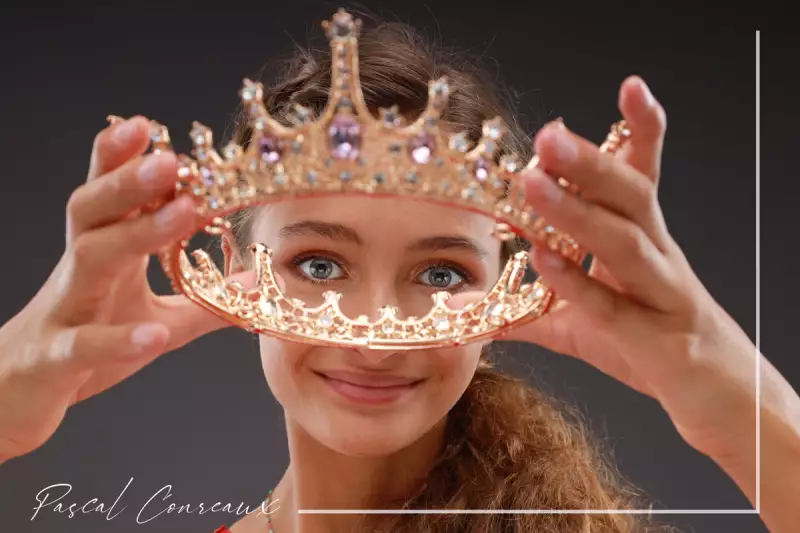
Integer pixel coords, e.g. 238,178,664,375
296,257,345,282
418,265,465,289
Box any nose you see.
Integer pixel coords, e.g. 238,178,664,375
338,281,404,364
338,279,403,323
352,345,399,364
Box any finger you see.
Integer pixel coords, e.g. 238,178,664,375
532,123,669,251
43,322,170,375
68,195,197,280
528,245,635,325
68,151,179,236
524,170,680,311
617,76,667,184
153,270,261,350
87,116,151,181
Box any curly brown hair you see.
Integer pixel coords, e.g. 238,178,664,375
226,11,677,533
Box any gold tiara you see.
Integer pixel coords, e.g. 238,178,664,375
112,8,630,349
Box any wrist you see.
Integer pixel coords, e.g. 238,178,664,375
713,353,800,519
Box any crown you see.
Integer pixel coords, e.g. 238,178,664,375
110,8,630,349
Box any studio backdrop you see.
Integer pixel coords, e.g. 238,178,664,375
0,2,788,533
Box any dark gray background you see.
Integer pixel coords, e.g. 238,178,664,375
0,2,794,532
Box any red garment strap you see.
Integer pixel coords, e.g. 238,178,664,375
214,527,230,533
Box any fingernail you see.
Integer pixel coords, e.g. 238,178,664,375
138,153,165,183
113,118,140,145
155,198,187,229
130,323,168,351
637,78,656,108
543,126,578,164
526,168,563,203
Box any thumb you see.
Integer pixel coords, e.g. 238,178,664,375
447,288,577,354
154,270,283,349
501,302,576,355
445,290,484,311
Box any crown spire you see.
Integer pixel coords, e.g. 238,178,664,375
113,8,632,349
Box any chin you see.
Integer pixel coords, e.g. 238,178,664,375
319,423,417,456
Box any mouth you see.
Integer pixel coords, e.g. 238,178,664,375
314,371,425,406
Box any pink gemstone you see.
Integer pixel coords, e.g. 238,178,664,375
259,136,283,164
474,158,491,182
409,132,435,164
328,115,361,160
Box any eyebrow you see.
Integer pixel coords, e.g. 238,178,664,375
277,220,489,259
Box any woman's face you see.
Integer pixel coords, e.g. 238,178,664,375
242,197,501,456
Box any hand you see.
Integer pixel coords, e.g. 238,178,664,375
490,76,760,464
0,117,250,463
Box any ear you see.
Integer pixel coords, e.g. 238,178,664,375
221,234,246,277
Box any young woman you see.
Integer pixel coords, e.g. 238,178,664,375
0,15,797,533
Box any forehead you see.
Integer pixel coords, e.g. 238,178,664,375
250,196,500,251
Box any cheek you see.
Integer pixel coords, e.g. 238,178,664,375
258,336,307,405
434,342,485,395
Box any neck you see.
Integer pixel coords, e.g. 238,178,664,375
271,415,446,533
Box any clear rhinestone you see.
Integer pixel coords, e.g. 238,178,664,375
449,132,469,153
339,170,352,181
329,11,355,38
483,117,506,140
191,125,208,146
381,321,394,334
240,81,260,102
406,172,419,184
484,303,505,326
381,106,401,127
259,299,277,317
211,285,228,300
373,172,386,184
461,185,477,200
500,154,520,173
150,125,165,143
318,312,334,328
293,105,312,124
433,316,450,332
222,142,239,160
306,171,317,184
177,163,192,179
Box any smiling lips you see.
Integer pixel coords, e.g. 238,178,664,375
315,370,424,405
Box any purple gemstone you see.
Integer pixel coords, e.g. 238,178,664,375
474,158,491,182
259,136,283,164
409,132,435,164
328,115,361,160
199,166,214,187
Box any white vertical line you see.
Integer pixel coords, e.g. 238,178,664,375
755,29,761,514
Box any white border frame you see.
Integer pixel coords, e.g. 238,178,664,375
298,31,762,518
